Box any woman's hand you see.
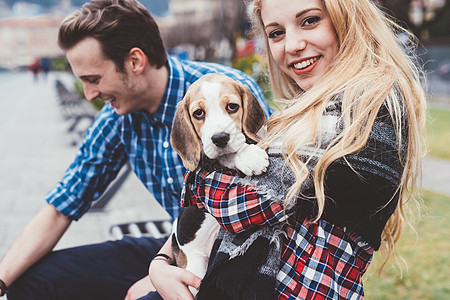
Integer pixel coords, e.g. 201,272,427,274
149,259,201,300
124,275,155,300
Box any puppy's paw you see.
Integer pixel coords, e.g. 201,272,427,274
235,144,269,176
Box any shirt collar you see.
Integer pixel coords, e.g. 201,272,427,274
152,55,185,126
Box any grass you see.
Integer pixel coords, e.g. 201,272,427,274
363,190,450,299
425,107,450,159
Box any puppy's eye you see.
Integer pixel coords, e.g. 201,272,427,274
192,109,205,120
226,103,239,114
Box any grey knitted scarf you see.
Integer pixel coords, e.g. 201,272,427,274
197,98,405,299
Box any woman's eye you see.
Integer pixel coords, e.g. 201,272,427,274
226,103,239,114
303,16,320,26
268,29,285,39
192,109,205,120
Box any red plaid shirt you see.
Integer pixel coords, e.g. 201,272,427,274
182,168,374,299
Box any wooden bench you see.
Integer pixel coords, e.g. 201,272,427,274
55,79,96,146
110,220,173,240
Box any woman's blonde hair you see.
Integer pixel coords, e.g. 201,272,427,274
248,0,427,269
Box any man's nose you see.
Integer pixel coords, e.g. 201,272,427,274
83,84,100,102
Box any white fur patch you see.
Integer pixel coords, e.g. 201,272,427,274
200,80,246,160
200,80,222,105
178,213,220,296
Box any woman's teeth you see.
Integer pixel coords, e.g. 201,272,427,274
293,56,319,70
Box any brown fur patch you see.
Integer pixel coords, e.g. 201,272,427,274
172,234,188,268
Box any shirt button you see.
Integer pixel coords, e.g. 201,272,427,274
167,177,174,184
163,141,169,148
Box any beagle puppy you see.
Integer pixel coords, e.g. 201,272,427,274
169,73,269,296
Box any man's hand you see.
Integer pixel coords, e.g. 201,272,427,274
124,275,155,300
0,204,71,289
149,259,201,300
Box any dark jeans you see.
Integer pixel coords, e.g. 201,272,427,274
8,236,167,300
137,291,164,300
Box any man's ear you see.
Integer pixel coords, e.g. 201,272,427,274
127,47,147,74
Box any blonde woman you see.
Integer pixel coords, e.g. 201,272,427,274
150,0,426,299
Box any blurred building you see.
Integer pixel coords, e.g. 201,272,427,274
0,15,64,70
159,0,247,62
0,0,246,69
410,0,446,26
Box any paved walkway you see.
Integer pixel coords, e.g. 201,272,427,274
0,71,168,257
422,156,450,196
0,71,449,258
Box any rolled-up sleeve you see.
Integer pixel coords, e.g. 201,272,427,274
46,106,127,220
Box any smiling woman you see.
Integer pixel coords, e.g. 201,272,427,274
178,0,428,299
261,0,339,91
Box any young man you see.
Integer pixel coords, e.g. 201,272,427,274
0,0,271,299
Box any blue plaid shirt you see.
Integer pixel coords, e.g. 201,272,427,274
46,55,272,221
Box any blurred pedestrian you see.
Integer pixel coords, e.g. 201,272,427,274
28,58,41,82
40,58,50,80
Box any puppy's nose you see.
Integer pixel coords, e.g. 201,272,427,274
211,133,230,148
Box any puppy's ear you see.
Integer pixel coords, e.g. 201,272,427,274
170,96,201,170
241,84,266,142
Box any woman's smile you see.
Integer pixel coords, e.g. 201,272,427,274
290,55,321,75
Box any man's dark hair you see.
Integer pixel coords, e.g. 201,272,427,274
58,0,167,71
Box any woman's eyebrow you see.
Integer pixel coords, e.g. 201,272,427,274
295,8,322,19
264,8,322,29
